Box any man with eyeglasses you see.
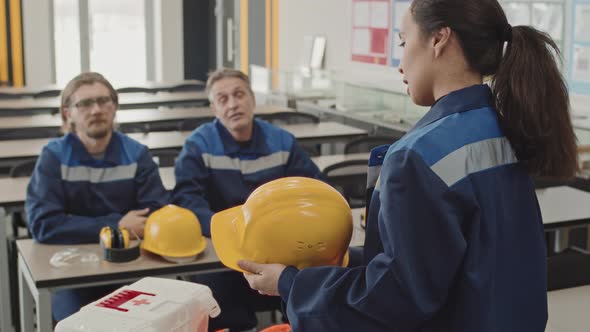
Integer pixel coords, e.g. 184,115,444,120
25,72,168,322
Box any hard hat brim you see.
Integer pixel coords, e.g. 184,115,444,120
342,250,350,267
194,235,208,256
141,234,207,259
211,205,247,272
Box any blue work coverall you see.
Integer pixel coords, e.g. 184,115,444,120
173,118,322,330
278,84,547,332
26,132,168,320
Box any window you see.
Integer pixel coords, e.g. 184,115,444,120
53,0,81,85
88,0,147,84
501,0,565,51
53,0,147,86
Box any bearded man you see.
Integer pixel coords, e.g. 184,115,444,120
25,72,168,322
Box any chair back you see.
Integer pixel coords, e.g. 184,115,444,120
9,158,37,178
344,136,397,154
323,159,368,208
151,149,180,167
263,112,319,126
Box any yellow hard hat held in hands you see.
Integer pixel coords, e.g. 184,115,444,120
211,177,353,272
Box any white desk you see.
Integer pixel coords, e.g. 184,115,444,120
16,238,224,332
309,153,370,172
15,209,365,332
0,177,28,208
0,155,368,332
0,106,293,142
537,186,590,252
157,154,371,191
0,153,371,207
0,91,209,114
546,285,590,332
0,80,204,98
0,208,11,332
5,187,590,331
0,121,367,160
0,85,61,98
0,107,211,130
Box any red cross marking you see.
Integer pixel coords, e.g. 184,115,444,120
131,299,151,306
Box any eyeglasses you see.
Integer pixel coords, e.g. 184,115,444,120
72,96,114,110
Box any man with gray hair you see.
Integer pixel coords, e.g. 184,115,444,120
172,68,322,331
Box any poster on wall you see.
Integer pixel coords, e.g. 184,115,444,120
390,0,411,67
351,0,391,65
502,2,531,26
573,45,590,83
531,3,563,40
575,3,590,42
571,1,590,95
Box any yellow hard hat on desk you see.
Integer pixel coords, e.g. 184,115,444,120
211,177,352,272
141,204,207,263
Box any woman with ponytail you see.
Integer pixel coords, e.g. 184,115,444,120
238,1,575,331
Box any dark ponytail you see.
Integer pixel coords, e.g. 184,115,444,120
492,27,578,179
411,0,578,179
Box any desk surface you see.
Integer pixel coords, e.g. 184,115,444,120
0,80,204,97
0,154,370,205
16,239,223,289
17,208,365,288
0,121,367,160
308,152,370,171
0,84,61,97
159,153,370,191
0,91,208,111
3,182,589,230
536,186,590,228
546,285,590,332
0,105,292,130
0,176,28,205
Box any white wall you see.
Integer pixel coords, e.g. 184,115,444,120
278,0,589,112
278,0,405,93
22,0,55,87
153,0,184,82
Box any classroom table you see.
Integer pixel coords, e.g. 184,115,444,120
0,80,204,99
0,122,368,163
537,186,590,252
0,153,371,209
13,199,590,332
256,90,336,109
2,185,590,331
113,80,204,93
0,209,10,332
0,156,368,332
0,84,61,98
154,153,371,192
546,285,590,332
0,105,293,139
14,208,365,332
0,91,209,114
16,238,224,332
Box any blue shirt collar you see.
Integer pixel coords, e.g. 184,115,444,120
411,84,493,132
214,118,271,155
68,131,122,165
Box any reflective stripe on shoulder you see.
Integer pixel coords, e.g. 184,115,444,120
430,137,517,187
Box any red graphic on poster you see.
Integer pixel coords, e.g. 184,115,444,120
351,0,391,65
